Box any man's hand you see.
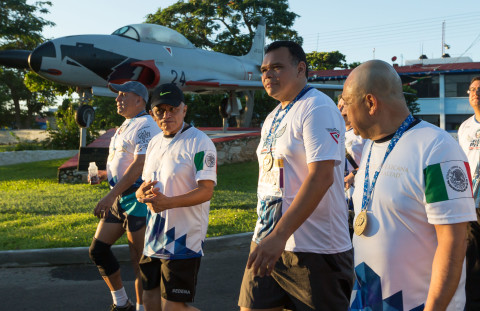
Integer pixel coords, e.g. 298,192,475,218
136,180,174,213
143,188,174,213
98,170,108,183
246,233,287,277
344,171,355,189
93,192,116,218
136,180,158,202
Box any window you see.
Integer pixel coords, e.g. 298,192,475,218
403,76,439,98
445,74,479,97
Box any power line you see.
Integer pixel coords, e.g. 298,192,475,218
301,11,480,58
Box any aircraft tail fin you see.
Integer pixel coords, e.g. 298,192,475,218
242,17,266,64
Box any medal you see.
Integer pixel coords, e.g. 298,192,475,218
354,210,368,236
263,153,274,172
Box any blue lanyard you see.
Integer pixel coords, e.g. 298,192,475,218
262,85,313,154
361,115,415,211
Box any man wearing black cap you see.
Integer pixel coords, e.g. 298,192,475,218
89,81,161,311
135,83,217,311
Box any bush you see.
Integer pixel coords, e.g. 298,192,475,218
43,101,98,150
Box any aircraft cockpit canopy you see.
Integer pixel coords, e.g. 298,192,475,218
112,24,195,48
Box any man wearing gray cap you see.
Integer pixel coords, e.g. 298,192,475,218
89,81,161,311
135,83,217,311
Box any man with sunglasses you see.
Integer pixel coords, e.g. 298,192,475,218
458,76,480,311
135,83,216,311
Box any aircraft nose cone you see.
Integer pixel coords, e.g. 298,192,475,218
0,50,31,69
29,41,56,72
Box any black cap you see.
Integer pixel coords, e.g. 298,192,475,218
150,83,185,108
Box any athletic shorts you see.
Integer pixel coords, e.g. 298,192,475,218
466,208,480,311
238,242,354,311
104,187,146,232
139,255,201,303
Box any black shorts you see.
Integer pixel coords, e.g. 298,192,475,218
466,208,480,310
139,255,201,303
238,242,354,311
104,190,146,232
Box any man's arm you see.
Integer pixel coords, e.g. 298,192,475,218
424,222,468,311
93,154,146,217
247,160,335,277
137,179,214,213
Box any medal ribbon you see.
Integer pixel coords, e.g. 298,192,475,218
262,85,313,156
361,115,415,211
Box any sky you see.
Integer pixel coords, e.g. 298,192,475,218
33,0,480,66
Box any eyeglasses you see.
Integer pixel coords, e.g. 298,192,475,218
467,87,480,94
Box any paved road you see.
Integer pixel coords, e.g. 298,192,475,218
0,236,251,311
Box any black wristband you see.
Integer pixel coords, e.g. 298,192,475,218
352,170,358,176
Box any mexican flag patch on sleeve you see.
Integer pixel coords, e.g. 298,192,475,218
424,161,473,203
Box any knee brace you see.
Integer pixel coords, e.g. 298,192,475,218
89,238,120,277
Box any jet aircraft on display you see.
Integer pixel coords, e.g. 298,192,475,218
0,17,341,99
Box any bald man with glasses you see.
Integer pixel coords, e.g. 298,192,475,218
458,76,480,311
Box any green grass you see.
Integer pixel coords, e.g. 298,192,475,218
0,159,258,250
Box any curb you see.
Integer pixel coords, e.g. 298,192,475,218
0,232,253,268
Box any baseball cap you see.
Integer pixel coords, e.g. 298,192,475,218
150,83,185,108
109,81,149,103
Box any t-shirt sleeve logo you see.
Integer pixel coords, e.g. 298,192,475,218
424,161,473,203
194,151,216,171
205,152,216,168
447,166,469,192
326,128,340,144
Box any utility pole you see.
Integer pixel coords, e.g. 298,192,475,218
442,21,445,56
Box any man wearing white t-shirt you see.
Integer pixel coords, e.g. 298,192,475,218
89,81,161,311
238,41,353,310
343,60,476,311
457,76,480,311
135,83,216,311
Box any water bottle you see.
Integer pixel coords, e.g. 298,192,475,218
88,162,99,185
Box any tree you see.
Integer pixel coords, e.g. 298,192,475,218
306,51,347,71
0,0,54,128
306,51,362,71
146,0,302,55
403,85,420,115
145,0,302,127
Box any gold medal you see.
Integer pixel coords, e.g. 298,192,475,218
354,210,368,236
263,153,274,172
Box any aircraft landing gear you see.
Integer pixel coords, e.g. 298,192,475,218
75,87,95,148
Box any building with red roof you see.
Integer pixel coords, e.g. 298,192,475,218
308,56,480,131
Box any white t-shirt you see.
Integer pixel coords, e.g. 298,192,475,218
253,87,352,254
345,128,367,199
142,125,217,259
351,120,476,311
107,114,161,188
458,115,480,208
345,128,367,173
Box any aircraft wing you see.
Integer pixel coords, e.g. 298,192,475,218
183,80,342,93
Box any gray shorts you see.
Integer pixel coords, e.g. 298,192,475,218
238,242,354,310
